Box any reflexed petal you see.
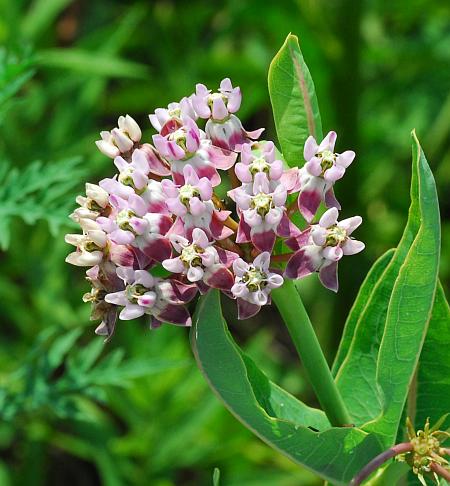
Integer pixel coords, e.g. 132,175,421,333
322,246,343,261
324,187,341,210
204,265,234,291
156,304,192,326
109,244,134,267
120,304,145,320
284,248,319,279
141,236,172,262
105,290,128,306
319,207,339,228
319,261,339,292
252,229,276,253
342,239,365,255
298,189,322,223
237,299,260,320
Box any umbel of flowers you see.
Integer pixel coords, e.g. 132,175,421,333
66,78,363,338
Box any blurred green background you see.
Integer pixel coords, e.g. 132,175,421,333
0,0,448,485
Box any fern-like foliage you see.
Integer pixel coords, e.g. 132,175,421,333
0,326,190,421
0,46,35,116
0,157,86,249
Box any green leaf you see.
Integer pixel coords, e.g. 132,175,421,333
413,282,450,431
332,248,395,376
192,290,384,485
268,33,322,167
334,132,440,447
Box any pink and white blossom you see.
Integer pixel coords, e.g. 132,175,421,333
297,131,355,222
149,97,197,134
162,228,238,291
105,267,194,326
285,207,364,291
231,252,284,319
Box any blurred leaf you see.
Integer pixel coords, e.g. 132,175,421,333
191,290,384,485
0,157,84,249
268,33,322,167
21,0,72,40
37,49,150,79
0,47,34,113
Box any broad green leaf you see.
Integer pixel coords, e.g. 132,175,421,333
413,282,450,431
332,249,395,376
268,34,322,167
334,132,440,445
364,132,440,444
191,290,384,485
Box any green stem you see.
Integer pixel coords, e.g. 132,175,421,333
272,279,352,427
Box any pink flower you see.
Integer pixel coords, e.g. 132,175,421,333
162,228,238,291
297,131,355,222
162,165,233,241
149,97,197,133
153,116,201,161
231,252,284,319
235,141,283,185
105,267,194,326
285,207,364,292
230,173,296,252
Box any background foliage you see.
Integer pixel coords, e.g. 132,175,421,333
0,0,448,485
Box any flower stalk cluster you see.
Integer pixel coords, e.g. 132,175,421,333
66,78,364,338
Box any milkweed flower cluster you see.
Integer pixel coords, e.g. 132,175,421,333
65,78,364,338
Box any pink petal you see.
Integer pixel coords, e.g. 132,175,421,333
318,131,337,153
284,249,318,279
237,299,261,320
324,187,341,210
338,216,362,235
319,207,339,228
227,88,242,113
298,189,322,223
336,150,355,168
322,246,343,261
342,239,365,255
305,157,322,177
319,261,338,292
212,97,228,120
303,135,318,161
253,251,270,271
156,304,192,326
323,164,345,183
120,304,145,320
163,257,185,274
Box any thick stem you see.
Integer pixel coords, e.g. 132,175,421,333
271,279,352,427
